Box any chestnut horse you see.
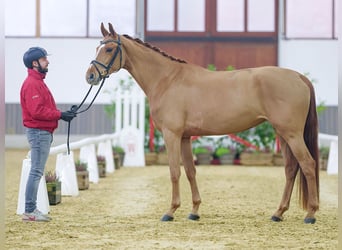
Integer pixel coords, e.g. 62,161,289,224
86,23,319,224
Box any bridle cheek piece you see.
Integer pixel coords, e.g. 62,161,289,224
90,36,123,80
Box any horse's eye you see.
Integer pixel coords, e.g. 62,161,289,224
106,48,113,53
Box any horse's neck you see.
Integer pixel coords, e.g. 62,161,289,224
122,38,176,96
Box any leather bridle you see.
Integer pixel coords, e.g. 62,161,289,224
90,36,123,80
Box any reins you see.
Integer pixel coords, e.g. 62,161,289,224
66,78,105,155
66,35,122,155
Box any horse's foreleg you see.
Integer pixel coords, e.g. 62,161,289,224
272,139,299,222
181,137,201,220
161,129,181,221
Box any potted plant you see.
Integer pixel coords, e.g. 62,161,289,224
212,136,234,165
97,155,106,177
45,170,61,205
75,160,89,190
112,146,125,168
239,122,275,166
193,146,212,165
319,146,329,170
214,147,234,165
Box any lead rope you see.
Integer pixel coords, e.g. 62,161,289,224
66,78,106,154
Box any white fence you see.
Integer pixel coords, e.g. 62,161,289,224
318,133,338,175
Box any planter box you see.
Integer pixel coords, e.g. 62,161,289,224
145,152,158,166
272,153,284,166
195,153,212,165
77,170,89,190
98,162,106,177
240,152,273,166
156,152,183,166
219,154,234,165
46,181,61,205
157,153,169,165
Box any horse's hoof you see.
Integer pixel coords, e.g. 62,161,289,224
188,214,200,221
161,214,174,221
271,216,283,222
304,217,316,224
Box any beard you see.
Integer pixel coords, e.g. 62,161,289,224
38,67,48,73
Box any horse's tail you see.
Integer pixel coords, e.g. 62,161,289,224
298,75,319,210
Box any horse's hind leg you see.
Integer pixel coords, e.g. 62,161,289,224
181,137,201,220
273,135,319,223
287,137,319,223
272,137,299,222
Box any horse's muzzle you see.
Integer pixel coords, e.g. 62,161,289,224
85,68,101,85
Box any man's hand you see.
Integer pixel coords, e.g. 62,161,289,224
60,111,76,122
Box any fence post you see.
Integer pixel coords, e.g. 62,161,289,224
97,140,115,173
17,157,50,215
80,144,99,183
55,151,79,196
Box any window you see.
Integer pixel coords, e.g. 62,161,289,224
5,0,36,36
146,0,174,31
40,0,86,37
215,0,277,36
146,0,205,33
5,0,136,37
217,0,244,32
285,0,337,39
146,0,278,38
247,0,275,32
177,0,205,32
89,0,136,36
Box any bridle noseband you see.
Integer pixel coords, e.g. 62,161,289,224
90,36,123,80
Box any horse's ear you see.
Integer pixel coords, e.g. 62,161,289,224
108,23,117,37
101,22,109,37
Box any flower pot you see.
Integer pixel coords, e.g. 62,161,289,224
46,181,61,205
113,154,120,170
98,162,106,177
113,152,125,168
77,170,89,190
320,157,328,170
219,154,234,165
195,153,212,165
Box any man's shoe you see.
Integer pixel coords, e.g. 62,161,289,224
22,209,51,222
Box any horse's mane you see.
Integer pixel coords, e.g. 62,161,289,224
123,34,187,64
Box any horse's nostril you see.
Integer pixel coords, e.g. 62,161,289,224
89,73,95,80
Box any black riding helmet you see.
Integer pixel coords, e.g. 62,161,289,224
23,47,49,70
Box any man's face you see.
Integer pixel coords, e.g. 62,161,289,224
38,57,49,70
32,56,49,73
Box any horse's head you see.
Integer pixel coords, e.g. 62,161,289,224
86,23,123,85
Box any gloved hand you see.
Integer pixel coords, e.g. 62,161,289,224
60,111,76,122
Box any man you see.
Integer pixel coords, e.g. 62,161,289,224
20,47,76,222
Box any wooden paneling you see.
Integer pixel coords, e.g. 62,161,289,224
150,41,210,67
145,41,277,70
213,42,277,70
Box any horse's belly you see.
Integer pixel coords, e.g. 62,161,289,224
183,111,263,136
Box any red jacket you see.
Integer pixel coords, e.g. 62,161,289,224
20,69,62,133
